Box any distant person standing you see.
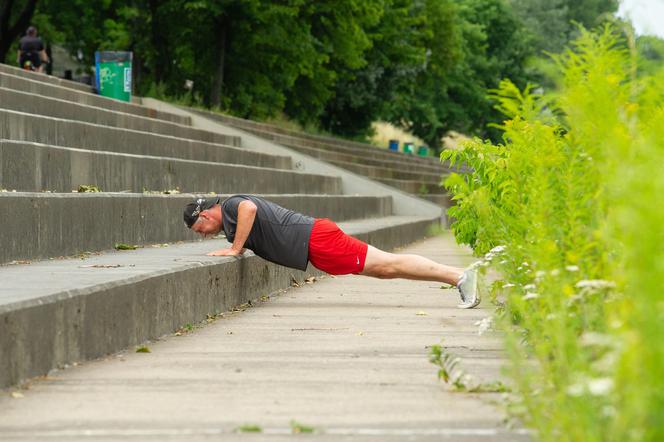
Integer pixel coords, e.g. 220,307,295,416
17,26,49,73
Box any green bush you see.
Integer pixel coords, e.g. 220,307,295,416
441,25,664,441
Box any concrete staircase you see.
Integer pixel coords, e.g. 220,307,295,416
0,64,442,388
191,110,453,208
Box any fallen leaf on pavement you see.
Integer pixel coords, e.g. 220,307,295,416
79,264,122,268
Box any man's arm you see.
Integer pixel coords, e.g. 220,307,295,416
39,49,49,63
206,200,257,256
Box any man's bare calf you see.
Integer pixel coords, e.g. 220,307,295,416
360,245,463,285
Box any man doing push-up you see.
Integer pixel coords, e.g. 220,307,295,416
183,195,480,308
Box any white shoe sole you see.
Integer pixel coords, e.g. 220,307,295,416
457,297,481,309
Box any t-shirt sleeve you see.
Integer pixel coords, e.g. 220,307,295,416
222,195,248,218
221,195,249,239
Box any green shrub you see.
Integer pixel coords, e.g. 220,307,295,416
441,25,664,441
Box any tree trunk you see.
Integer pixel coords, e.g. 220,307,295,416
148,0,167,84
210,14,228,108
0,0,39,64
133,52,143,95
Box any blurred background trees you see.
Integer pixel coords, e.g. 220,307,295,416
3,0,655,150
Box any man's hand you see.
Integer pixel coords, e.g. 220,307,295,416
206,248,246,257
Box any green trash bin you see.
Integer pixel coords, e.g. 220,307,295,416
417,145,429,157
403,142,414,154
95,51,132,102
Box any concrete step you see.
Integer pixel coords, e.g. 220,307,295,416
326,159,442,183
274,140,446,175
421,194,453,208
0,140,334,194
229,123,440,168
0,62,92,93
194,109,443,167
376,177,445,195
0,71,191,125
0,88,236,145
0,214,438,388
0,110,284,167
0,193,390,264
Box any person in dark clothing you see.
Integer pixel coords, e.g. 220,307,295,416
183,195,481,308
17,26,49,73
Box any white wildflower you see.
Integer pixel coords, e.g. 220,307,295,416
474,316,493,336
588,378,614,396
567,377,614,397
499,260,508,264
575,280,616,290
502,283,516,289
567,383,584,397
521,262,529,267
565,265,579,272
550,269,560,276
490,245,506,254
523,292,540,301
535,271,546,278
524,284,536,290
579,332,613,347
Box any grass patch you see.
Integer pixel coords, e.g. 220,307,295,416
235,424,262,433
76,185,102,193
114,243,138,250
290,420,315,434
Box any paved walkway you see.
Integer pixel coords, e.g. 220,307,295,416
0,234,528,441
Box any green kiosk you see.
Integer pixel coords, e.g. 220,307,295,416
95,51,132,102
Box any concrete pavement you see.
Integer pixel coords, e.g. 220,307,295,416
0,234,528,441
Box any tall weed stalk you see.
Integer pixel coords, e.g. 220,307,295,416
441,25,663,441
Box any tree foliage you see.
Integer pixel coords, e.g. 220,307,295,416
1,0,643,149
509,0,619,54
386,0,532,145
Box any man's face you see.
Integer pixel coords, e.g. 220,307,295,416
191,211,221,238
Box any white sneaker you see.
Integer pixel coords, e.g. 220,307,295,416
457,264,481,309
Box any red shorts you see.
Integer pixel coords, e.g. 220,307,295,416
308,218,368,275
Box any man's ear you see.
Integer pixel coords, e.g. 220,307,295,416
199,210,211,220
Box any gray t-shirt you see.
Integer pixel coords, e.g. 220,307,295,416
221,195,315,271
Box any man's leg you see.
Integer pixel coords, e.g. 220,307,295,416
360,245,462,285
359,245,481,308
